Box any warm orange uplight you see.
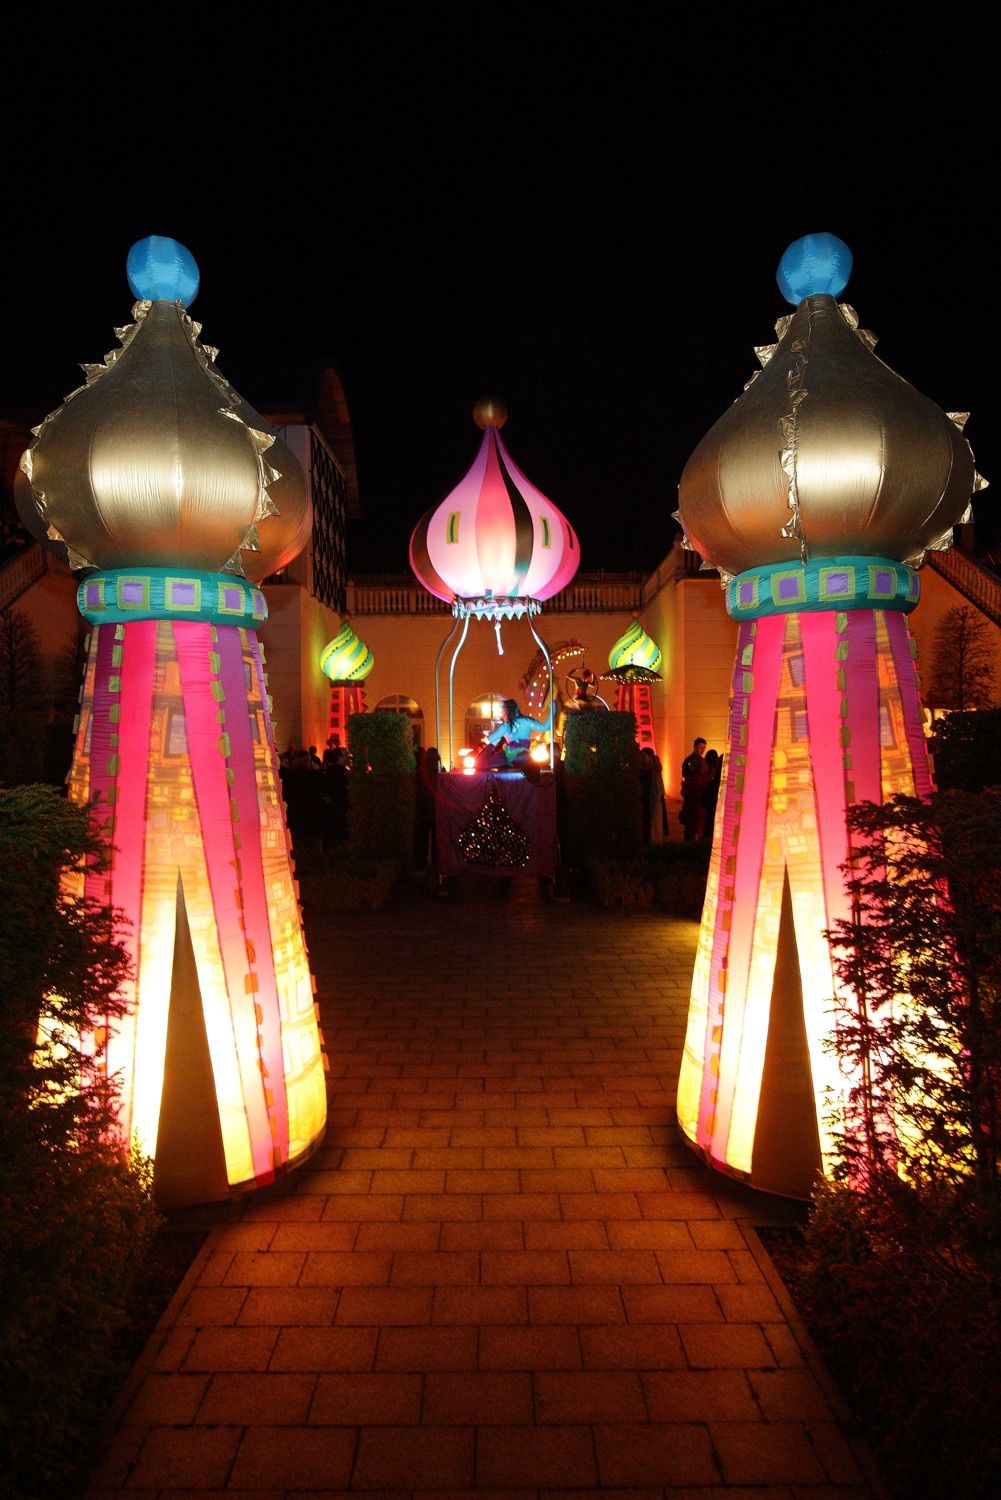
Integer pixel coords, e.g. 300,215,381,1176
530,742,549,764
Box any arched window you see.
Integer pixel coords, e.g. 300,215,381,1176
464,693,506,750
375,695,424,747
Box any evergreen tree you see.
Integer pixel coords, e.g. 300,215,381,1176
928,604,997,710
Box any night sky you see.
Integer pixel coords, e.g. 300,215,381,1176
3,8,997,575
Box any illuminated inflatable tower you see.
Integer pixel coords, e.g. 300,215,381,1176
321,618,374,746
675,234,984,1197
18,237,327,1206
605,619,662,751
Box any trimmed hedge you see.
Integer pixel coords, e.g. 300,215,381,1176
347,712,416,863
585,842,711,912
563,711,642,862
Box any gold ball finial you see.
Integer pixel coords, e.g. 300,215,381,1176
473,396,508,429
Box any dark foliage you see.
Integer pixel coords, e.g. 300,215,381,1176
0,786,159,1498
0,606,83,788
930,705,1001,792
792,791,1001,1497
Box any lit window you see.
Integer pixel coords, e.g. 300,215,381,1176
465,694,505,748
447,512,460,544
541,517,551,547
374,695,425,747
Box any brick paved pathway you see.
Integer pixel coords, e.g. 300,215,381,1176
91,876,879,1497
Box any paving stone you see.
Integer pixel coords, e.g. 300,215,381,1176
309,1371,423,1424
196,1370,315,1423
223,1250,306,1285
353,1425,475,1489
568,1249,663,1284
269,1325,378,1371
227,1424,357,1489
534,1369,647,1423
681,1322,777,1369
594,1423,721,1486
481,1250,571,1284
479,1324,583,1370
523,1220,609,1249
440,1219,524,1250
335,1287,433,1325
477,1424,598,1488
621,1285,723,1323
176,1286,247,1325
433,1285,528,1324
238,1287,340,1325
424,1371,534,1424
579,1324,687,1370
642,1369,760,1421
357,1220,442,1250
128,1426,242,1489
376,1325,479,1371
269,1221,359,1251
122,1372,210,1425
805,1421,867,1484
710,1420,828,1484
182,1325,279,1371
483,1192,561,1220
528,1286,626,1324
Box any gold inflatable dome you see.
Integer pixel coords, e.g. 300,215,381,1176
19,246,310,577
679,292,979,576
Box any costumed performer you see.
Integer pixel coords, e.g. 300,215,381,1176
484,698,553,770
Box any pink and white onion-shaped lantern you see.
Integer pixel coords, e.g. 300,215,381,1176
409,400,580,765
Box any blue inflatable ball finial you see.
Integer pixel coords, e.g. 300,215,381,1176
777,232,852,306
126,235,200,307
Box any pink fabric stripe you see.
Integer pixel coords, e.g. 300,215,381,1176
695,620,754,1148
84,625,118,905
104,620,157,1140
250,636,284,789
216,625,290,1163
174,620,273,1179
423,430,493,596
707,613,786,1161
800,612,852,932
886,612,933,797
844,612,882,806
475,429,516,588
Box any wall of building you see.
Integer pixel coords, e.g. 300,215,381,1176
641,558,736,797
345,606,642,764
343,547,741,796
908,563,1001,708
260,584,342,754
1,554,81,700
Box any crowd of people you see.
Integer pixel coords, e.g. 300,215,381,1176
278,740,349,852
278,735,443,872
277,725,723,861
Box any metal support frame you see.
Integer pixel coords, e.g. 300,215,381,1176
433,597,556,771
527,613,556,769
433,614,463,768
